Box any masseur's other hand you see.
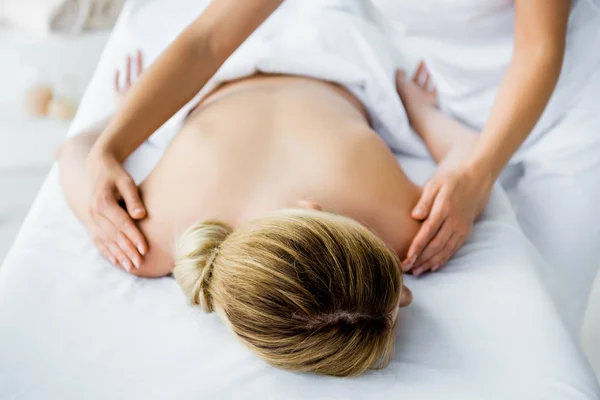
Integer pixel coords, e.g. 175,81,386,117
405,163,490,276
85,50,147,272
86,146,147,272
400,62,491,276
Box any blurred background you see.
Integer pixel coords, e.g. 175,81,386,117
0,0,598,380
0,0,123,259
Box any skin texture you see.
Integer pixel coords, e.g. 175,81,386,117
404,0,571,275
86,0,284,266
78,0,569,275
396,68,488,276
60,51,482,281
60,73,423,277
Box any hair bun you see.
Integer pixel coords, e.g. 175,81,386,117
173,221,233,312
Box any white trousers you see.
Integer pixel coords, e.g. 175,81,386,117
501,66,600,331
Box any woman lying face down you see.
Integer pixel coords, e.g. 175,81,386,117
175,209,413,376
59,52,477,376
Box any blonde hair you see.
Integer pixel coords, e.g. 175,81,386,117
173,209,402,377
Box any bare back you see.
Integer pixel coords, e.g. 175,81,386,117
138,75,421,276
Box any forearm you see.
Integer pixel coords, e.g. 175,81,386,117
403,49,562,187
96,33,213,161
58,135,100,226
402,0,569,274
468,48,564,181
410,104,478,168
94,0,283,162
467,0,569,182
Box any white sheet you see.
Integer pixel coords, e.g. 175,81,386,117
128,0,427,157
1,1,599,399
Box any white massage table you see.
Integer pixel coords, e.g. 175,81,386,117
1,1,599,399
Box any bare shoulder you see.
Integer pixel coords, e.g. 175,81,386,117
129,151,200,278
121,160,180,278
127,210,175,278
124,127,210,278
340,129,422,258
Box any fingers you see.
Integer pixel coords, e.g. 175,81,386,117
417,232,465,275
116,230,142,269
108,240,133,272
90,193,146,271
396,69,407,87
413,61,425,85
91,188,147,260
114,69,121,94
405,185,445,269
116,50,143,97
92,221,131,272
92,213,138,269
412,61,438,98
413,250,448,277
413,233,455,277
102,201,147,257
409,199,473,277
412,221,453,275
420,63,431,90
422,70,430,90
94,229,139,273
137,49,143,76
440,225,469,268
125,53,132,89
406,215,444,269
413,61,430,88
412,181,439,220
447,233,465,263
405,211,444,271
115,175,147,220
433,233,463,271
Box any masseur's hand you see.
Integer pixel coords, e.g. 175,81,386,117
86,146,147,271
402,62,491,276
85,50,147,271
405,163,491,276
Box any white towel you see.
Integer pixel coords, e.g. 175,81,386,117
128,0,429,157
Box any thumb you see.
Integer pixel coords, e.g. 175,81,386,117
116,174,146,220
395,69,407,90
412,184,437,220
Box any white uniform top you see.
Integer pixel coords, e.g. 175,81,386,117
372,0,600,153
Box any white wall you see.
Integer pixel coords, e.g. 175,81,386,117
0,28,109,169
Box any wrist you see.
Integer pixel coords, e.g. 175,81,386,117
88,141,119,168
407,104,435,134
464,159,495,194
91,136,128,163
405,98,432,118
